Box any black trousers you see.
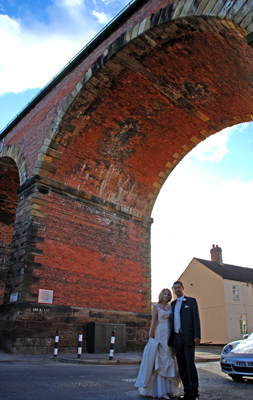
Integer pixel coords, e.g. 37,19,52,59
174,332,199,398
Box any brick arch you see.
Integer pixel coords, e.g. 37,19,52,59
0,151,21,304
34,7,253,216
148,114,253,214
0,144,27,185
2,0,253,354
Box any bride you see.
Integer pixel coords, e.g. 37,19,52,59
135,288,180,399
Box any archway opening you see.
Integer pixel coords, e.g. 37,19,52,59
0,157,20,304
151,121,253,302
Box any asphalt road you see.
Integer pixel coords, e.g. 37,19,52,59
0,359,252,400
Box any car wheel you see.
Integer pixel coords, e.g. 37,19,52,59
229,374,244,381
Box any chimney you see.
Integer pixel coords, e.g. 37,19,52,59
210,244,223,263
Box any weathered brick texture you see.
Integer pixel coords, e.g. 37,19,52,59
35,186,149,311
2,0,170,178
2,177,152,337
0,302,151,354
0,0,253,353
47,21,253,217
0,157,20,304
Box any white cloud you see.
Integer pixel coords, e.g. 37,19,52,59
151,123,253,300
63,0,83,5
0,0,126,95
0,13,95,94
189,123,249,164
189,127,230,163
151,171,253,300
237,122,249,132
92,10,110,24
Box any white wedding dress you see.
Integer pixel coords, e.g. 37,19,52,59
135,304,180,398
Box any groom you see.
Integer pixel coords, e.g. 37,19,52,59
169,281,201,400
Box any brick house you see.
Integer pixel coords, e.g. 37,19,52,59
177,245,253,345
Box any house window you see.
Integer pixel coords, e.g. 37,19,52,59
239,314,247,335
233,285,239,300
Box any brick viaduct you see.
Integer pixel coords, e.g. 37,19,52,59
0,0,253,354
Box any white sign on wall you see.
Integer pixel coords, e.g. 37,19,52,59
38,289,54,304
10,292,18,302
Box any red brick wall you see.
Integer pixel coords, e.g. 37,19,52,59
3,16,253,311
1,0,253,354
3,195,31,302
2,5,253,218
0,164,19,244
0,160,19,304
47,26,253,216
32,189,149,312
3,0,173,178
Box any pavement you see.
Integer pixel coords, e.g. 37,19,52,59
0,346,222,365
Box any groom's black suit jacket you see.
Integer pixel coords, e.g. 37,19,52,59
169,296,201,346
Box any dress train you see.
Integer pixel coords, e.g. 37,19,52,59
135,305,181,398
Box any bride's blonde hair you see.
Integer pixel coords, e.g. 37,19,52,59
158,288,172,303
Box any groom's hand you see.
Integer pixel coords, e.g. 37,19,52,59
194,338,200,346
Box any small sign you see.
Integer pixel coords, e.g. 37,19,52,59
10,292,18,302
38,289,53,304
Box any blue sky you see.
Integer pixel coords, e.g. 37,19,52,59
1,0,253,301
0,0,130,129
151,123,253,299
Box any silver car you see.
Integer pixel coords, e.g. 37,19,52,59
220,332,253,381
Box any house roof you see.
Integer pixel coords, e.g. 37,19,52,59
194,258,253,283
